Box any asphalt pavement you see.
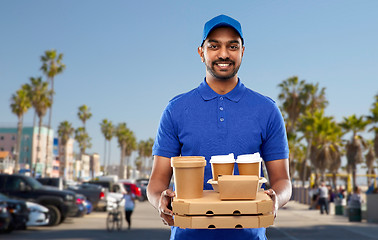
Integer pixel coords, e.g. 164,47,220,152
5,200,378,240
267,201,378,240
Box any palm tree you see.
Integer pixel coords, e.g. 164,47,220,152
311,112,343,186
57,121,74,178
115,123,135,179
124,132,136,179
40,49,65,174
78,105,92,130
365,140,376,186
278,76,307,134
340,114,369,188
10,86,31,173
143,138,154,176
74,127,92,156
100,119,114,175
27,77,52,177
367,94,378,157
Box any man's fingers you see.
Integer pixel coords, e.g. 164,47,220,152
160,209,174,226
162,189,176,198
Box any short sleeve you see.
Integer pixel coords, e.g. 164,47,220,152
152,104,181,158
261,103,289,161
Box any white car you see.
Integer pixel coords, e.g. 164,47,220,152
26,202,49,226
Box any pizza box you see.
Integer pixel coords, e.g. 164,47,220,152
172,190,273,216
174,214,274,229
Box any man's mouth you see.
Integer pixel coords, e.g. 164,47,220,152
214,62,233,69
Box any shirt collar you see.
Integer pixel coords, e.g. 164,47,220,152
197,78,246,102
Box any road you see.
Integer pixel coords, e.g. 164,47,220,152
5,200,378,240
5,201,171,240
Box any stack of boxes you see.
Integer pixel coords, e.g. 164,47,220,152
171,153,274,229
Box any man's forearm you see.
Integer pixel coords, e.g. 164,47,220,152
271,179,292,208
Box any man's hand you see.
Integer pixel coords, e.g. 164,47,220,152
158,189,175,226
265,188,279,218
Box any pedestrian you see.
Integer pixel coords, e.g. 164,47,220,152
318,181,329,215
348,186,363,209
123,186,135,230
147,14,291,239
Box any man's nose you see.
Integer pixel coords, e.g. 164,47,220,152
217,46,229,60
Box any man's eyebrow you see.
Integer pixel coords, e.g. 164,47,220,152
207,39,240,44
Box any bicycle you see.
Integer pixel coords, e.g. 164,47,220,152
106,199,123,231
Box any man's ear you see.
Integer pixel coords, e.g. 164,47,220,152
241,46,245,58
198,46,204,62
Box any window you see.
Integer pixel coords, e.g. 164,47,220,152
12,135,16,141
0,136,4,140
0,147,4,151
24,135,30,141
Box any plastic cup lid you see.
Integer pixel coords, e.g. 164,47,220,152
210,153,235,163
236,152,262,163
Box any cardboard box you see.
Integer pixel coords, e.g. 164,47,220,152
172,190,273,216
218,175,259,200
174,214,274,229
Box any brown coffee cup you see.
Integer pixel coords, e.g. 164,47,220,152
236,153,262,177
210,154,235,181
171,156,206,199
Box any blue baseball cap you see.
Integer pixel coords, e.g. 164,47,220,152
201,14,244,46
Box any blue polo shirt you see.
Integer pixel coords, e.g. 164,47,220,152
153,78,289,240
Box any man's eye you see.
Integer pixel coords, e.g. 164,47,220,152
230,45,239,50
209,45,217,49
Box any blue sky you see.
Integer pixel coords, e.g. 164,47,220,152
1,1,377,166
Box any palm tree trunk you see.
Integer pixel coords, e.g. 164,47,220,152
119,145,125,179
126,155,130,179
103,138,107,175
301,136,313,187
33,118,43,177
44,78,54,177
15,116,23,173
108,140,111,172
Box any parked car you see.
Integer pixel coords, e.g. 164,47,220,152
0,193,28,232
0,174,77,226
68,183,106,211
36,177,64,190
74,194,87,217
0,201,11,233
26,202,49,226
119,180,142,201
135,178,149,201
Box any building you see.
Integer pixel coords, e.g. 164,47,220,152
56,137,75,180
0,126,54,176
90,153,100,178
0,151,14,174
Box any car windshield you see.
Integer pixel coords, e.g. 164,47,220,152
25,177,44,189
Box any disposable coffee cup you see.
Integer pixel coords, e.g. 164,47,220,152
171,156,206,199
210,153,235,181
236,153,262,177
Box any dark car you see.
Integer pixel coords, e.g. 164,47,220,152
0,174,77,226
68,183,106,211
37,177,64,190
135,178,149,201
0,193,29,233
0,201,11,233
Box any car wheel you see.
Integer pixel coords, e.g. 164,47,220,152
46,205,61,226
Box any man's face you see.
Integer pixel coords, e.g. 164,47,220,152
198,27,244,81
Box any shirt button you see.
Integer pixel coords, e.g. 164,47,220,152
220,118,224,122
220,97,224,100
219,107,224,111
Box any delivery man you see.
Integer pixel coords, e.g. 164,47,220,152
147,14,291,240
